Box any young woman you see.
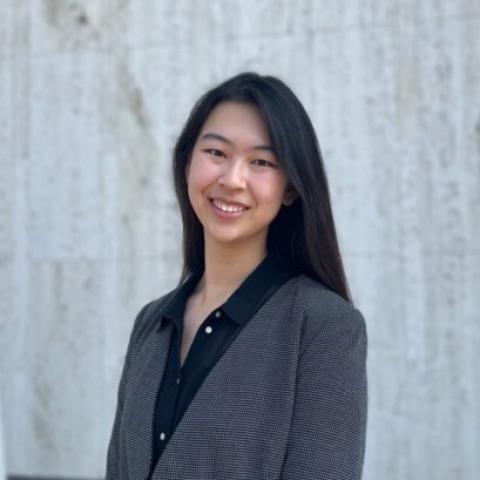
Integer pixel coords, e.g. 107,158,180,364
106,72,368,480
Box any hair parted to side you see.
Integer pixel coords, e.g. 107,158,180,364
172,72,352,302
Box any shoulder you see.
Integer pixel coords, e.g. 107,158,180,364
127,288,178,347
292,274,367,356
294,274,362,322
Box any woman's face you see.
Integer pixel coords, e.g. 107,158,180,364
186,101,293,252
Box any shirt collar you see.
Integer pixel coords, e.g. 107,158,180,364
161,253,296,328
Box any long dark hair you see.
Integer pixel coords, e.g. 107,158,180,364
172,72,352,302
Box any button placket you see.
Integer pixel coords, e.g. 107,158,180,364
204,310,221,334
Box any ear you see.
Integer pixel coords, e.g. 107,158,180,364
282,186,298,207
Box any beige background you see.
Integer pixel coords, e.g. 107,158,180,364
1,1,479,478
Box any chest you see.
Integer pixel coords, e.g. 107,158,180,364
155,304,300,478
123,279,304,479
180,297,220,367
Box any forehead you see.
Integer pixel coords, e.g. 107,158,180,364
199,101,271,143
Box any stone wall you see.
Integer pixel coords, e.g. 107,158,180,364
1,1,479,478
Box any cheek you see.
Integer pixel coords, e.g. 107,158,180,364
187,157,221,212
188,157,217,191
252,174,287,207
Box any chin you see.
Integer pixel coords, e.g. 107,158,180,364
207,232,245,245
206,226,268,248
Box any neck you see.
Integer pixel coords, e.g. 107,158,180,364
194,237,267,307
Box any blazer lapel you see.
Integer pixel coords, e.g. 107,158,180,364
124,321,174,480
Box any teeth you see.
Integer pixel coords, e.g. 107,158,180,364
212,199,246,213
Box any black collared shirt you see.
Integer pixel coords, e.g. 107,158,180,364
149,253,296,473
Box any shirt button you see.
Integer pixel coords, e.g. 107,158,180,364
214,310,221,318
159,432,166,441
205,325,213,334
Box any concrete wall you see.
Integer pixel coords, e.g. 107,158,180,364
1,1,479,478
0,394,5,479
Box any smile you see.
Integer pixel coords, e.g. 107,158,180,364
210,198,249,215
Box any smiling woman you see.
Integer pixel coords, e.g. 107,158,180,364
186,101,294,253
106,72,368,480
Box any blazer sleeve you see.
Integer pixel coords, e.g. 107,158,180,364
105,301,152,480
280,306,368,480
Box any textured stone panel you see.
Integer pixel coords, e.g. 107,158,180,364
5,261,105,476
1,53,30,164
312,0,480,29
1,1,479,479
347,249,480,480
108,0,197,48
311,18,480,258
29,0,110,54
28,52,110,261
0,53,32,477
0,1,29,56
0,393,5,480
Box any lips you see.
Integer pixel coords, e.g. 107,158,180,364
209,197,249,213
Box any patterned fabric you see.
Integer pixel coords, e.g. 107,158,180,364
151,254,296,469
105,274,368,480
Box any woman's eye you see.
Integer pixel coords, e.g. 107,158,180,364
252,159,275,167
205,149,225,157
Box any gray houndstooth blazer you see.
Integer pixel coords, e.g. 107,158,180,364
106,274,368,480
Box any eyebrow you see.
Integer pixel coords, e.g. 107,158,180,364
200,132,275,153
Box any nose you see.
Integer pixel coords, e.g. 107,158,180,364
218,158,247,189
